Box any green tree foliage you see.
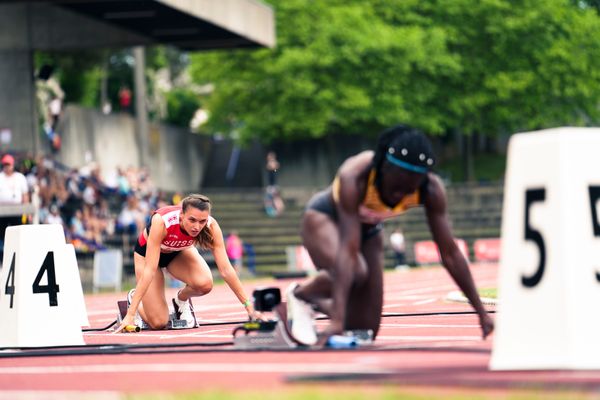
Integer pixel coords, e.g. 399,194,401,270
35,46,190,118
421,0,600,135
165,88,202,127
190,0,460,141
189,0,600,142
35,50,105,107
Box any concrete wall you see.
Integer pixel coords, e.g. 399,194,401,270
269,135,375,188
0,0,274,157
200,134,375,189
0,2,147,157
57,105,211,192
153,123,210,192
57,106,375,191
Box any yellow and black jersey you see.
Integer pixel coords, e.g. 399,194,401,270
333,169,423,225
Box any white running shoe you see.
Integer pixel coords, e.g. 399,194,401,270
127,289,146,329
286,283,317,345
173,291,197,328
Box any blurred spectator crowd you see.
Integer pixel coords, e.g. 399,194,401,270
8,153,177,253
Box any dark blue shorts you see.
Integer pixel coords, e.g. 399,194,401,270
134,241,181,268
305,189,383,241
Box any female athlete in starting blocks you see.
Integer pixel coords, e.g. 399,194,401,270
286,125,494,345
115,194,261,332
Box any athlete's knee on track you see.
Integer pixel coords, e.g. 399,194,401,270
352,259,369,287
146,313,170,330
188,278,213,295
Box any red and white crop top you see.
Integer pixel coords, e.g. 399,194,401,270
137,205,213,252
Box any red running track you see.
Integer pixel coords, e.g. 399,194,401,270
1,263,600,395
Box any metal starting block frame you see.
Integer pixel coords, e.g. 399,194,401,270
232,303,375,350
233,303,299,349
116,300,196,330
232,287,375,350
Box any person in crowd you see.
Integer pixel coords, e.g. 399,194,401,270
118,85,132,113
48,94,62,132
0,154,30,256
226,230,244,274
116,194,145,236
44,204,64,226
390,227,409,270
264,185,285,217
265,151,280,187
286,125,494,345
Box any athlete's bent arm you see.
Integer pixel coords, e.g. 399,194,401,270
114,213,165,333
210,220,261,320
424,175,494,339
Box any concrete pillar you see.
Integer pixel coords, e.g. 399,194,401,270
0,4,38,154
0,50,37,154
133,46,149,167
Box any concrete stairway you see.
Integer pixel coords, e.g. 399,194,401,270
206,182,504,272
385,182,504,264
203,188,304,274
108,182,504,277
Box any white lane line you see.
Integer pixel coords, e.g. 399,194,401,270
383,295,429,301
84,329,232,340
218,311,248,317
0,391,122,400
83,333,168,338
380,323,480,328
412,298,437,306
0,363,394,375
199,319,242,324
161,334,233,339
385,284,457,296
157,328,229,339
87,318,118,323
374,335,481,341
382,303,407,309
86,309,120,317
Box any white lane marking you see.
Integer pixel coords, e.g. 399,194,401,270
87,318,118,324
382,303,407,309
384,284,457,297
86,309,120,317
0,391,122,400
199,319,243,324
219,311,248,317
84,328,232,340
0,363,394,375
385,294,424,299
380,323,480,328
157,328,229,339
83,333,170,338
412,298,437,306
374,335,481,341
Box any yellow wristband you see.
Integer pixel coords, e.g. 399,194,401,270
243,299,251,308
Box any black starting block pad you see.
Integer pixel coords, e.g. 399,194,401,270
233,303,300,349
232,302,374,350
116,299,197,330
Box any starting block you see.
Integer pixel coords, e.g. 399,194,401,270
233,302,300,349
0,225,88,347
116,297,197,330
233,287,373,349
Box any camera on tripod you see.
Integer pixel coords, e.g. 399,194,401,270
252,287,281,312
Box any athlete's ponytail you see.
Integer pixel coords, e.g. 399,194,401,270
182,194,214,250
